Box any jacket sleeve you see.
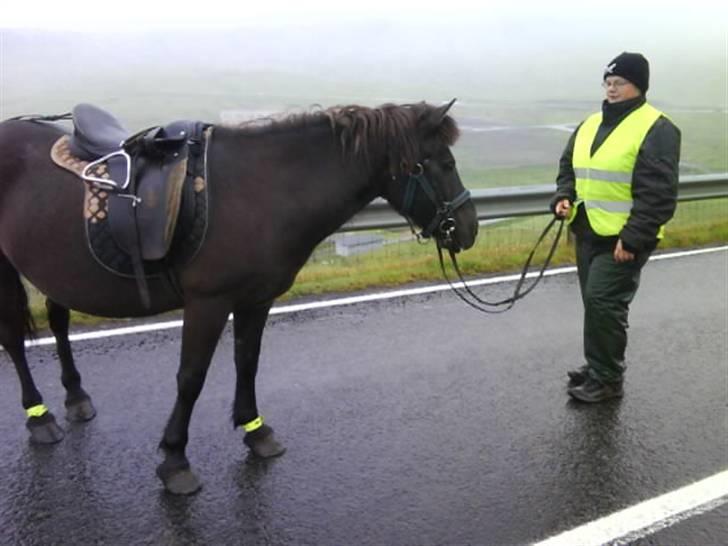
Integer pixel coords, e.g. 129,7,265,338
549,125,580,213
620,117,681,252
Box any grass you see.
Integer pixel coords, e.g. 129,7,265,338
460,165,560,189
669,112,728,173
291,199,728,298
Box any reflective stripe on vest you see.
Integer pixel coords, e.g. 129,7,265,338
570,102,666,238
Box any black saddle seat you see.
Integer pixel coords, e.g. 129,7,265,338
69,103,130,160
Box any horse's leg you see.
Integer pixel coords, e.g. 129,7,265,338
233,303,286,458
0,256,64,443
45,299,97,422
157,297,231,495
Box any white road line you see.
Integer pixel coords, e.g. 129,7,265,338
23,244,727,348
533,469,728,546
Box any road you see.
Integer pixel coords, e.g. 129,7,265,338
0,248,726,545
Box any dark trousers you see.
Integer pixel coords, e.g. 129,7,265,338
575,238,651,383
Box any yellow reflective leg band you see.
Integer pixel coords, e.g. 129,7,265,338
242,416,264,433
26,404,49,418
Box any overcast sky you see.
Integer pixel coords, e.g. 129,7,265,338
3,0,727,33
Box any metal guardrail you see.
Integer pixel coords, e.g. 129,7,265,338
342,173,728,232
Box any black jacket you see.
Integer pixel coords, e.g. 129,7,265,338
551,96,681,254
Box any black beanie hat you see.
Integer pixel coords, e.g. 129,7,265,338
603,52,650,94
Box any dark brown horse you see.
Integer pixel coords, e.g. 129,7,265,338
0,100,477,494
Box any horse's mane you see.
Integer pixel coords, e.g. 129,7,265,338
232,103,459,172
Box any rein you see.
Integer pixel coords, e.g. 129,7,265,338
438,217,564,313
398,162,564,313
7,113,72,122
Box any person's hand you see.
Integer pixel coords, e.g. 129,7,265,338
554,199,571,218
614,239,635,263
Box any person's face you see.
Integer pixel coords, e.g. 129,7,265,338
602,76,641,103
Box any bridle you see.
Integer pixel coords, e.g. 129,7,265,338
399,161,472,245
397,161,565,314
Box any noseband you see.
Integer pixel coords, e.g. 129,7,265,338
399,162,471,245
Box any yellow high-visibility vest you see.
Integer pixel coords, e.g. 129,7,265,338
570,102,666,238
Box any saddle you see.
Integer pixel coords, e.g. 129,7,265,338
51,103,211,307
70,103,205,261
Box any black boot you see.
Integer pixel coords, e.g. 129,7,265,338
567,365,590,387
568,376,624,403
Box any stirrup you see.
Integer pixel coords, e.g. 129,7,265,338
81,149,131,191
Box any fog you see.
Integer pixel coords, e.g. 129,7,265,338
0,1,726,188
1,1,726,123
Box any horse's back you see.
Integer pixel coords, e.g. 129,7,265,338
0,119,65,187
0,118,64,150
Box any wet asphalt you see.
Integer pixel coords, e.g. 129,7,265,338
0,250,726,546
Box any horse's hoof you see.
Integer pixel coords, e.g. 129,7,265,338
163,469,202,496
26,413,65,444
156,461,202,495
244,424,286,459
65,397,97,422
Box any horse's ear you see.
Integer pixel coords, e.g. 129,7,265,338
440,98,457,118
435,98,457,123
423,98,457,131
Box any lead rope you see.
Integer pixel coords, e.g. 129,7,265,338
437,217,564,314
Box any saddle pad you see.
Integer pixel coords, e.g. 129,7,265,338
51,134,209,278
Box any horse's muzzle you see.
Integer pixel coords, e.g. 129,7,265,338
437,214,478,253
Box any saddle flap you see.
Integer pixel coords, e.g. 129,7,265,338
137,155,189,260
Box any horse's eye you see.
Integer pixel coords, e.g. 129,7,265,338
443,160,456,172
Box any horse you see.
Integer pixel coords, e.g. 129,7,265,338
0,99,478,494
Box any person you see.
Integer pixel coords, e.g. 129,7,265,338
551,51,681,403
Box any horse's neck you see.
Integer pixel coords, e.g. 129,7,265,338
261,128,380,221
214,126,382,240
301,147,381,237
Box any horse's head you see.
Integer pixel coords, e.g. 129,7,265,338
380,99,478,252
